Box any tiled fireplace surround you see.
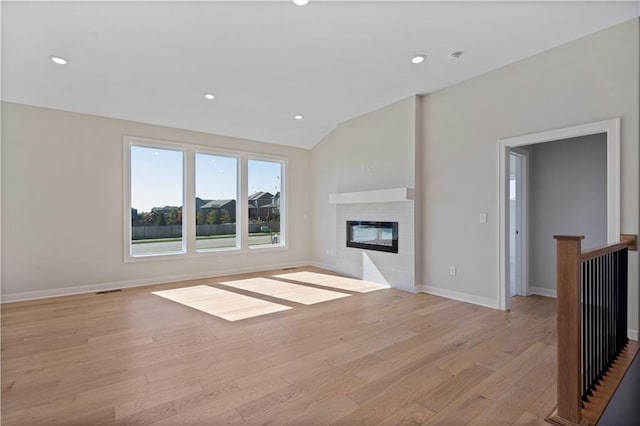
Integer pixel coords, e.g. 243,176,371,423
335,201,416,293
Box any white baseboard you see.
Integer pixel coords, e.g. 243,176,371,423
628,329,638,341
0,261,315,303
528,286,557,298
416,285,499,309
306,261,336,272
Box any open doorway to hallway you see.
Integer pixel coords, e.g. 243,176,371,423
498,119,620,311
509,135,608,302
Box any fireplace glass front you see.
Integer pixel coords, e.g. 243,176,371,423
346,221,398,253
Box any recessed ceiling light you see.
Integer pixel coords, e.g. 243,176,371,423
50,56,68,65
294,114,304,120
203,93,215,100
448,51,463,60
411,54,426,64
293,0,310,5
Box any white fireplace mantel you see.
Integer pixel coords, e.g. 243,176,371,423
329,187,415,204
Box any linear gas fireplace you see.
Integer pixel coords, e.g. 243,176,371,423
346,221,398,253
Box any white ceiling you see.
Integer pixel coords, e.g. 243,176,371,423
2,1,638,149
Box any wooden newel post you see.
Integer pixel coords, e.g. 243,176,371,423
554,235,584,424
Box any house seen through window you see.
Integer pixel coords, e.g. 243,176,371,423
195,153,238,251
248,159,283,247
128,140,285,258
130,146,185,256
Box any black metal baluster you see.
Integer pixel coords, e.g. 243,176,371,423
603,254,607,373
591,257,597,391
598,256,603,382
601,255,605,378
618,249,624,351
614,250,620,354
610,252,615,363
620,248,629,347
612,252,616,361
603,254,609,374
590,258,596,392
579,246,630,401
603,254,607,372
591,256,595,385
581,262,587,401
608,252,613,367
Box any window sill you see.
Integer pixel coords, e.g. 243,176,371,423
125,251,187,263
248,243,286,251
124,244,288,263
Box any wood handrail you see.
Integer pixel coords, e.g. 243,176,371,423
581,236,636,262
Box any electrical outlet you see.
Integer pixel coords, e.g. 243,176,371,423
449,266,457,276
479,213,487,223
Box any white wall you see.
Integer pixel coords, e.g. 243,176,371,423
309,128,338,268
334,97,416,193
528,134,608,295
420,18,639,331
1,102,311,300
310,96,418,270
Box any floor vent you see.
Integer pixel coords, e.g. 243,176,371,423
96,289,122,295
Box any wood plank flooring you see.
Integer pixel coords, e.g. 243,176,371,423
152,285,291,321
1,266,558,425
219,277,351,305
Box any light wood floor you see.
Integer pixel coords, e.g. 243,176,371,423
1,266,558,425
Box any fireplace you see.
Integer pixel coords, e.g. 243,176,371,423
346,221,398,253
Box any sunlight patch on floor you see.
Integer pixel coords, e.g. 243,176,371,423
220,277,350,305
273,271,390,293
152,285,291,321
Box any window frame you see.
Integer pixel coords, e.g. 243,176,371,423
124,138,187,261
123,136,288,263
247,155,287,250
194,150,242,253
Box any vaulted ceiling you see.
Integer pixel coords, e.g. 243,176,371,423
2,1,638,149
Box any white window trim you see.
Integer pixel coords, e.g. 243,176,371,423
194,150,242,253
247,155,288,250
124,137,188,262
123,136,288,263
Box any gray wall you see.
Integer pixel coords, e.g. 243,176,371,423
528,134,608,294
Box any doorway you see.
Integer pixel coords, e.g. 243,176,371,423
509,151,527,297
497,119,620,311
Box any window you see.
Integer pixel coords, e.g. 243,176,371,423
125,137,287,260
130,145,184,256
195,153,238,251
248,159,284,247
